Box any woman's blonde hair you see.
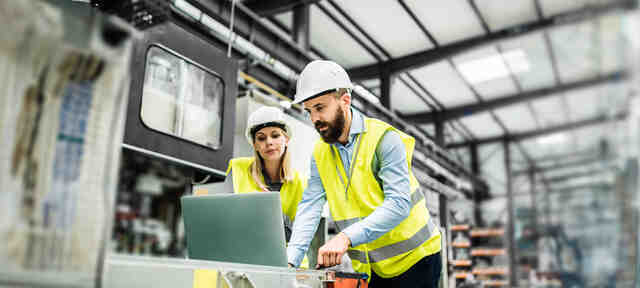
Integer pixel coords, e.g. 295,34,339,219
250,128,294,191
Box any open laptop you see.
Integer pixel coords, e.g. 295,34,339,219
181,192,288,267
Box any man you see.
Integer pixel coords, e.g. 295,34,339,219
287,60,442,288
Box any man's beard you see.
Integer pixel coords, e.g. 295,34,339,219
314,105,345,144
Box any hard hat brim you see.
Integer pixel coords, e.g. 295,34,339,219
292,88,347,105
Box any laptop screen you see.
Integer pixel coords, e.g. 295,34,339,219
181,192,288,267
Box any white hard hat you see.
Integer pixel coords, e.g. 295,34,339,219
293,60,353,104
245,106,292,146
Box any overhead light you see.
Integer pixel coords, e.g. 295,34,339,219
624,14,640,49
457,49,530,84
537,133,567,145
502,49,530,73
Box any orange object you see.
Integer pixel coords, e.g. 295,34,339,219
454,272,470,279
452,260,472,267
470,228,504,237
193,189,208,196
472,267,508,275
451,225,470,231
329,277,368,288
452,242,471,248
324,272,369,288
471,248,506,256
483,280,509,286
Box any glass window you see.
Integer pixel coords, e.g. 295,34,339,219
141,46,224,149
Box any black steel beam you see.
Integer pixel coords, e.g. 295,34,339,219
514,149,597,165
398,76,438,111
435,121,445,147
436,116,448,229
266,15,329,60
325,0,391,59
504,140,517,288
548,183,611,194
243,0,321,17
528,168,539,264
470,143,480,175
469,143,489,222
518,183,612,197
292,3,310,51
543,205,618,215
397,0,438,44
545,169,605,183
314,2,383,62
380,72,393,109
513,157,608,176
189,0,313,74
403,72,626,124
496,183,611,198
346,1,634,80
447,112,627,148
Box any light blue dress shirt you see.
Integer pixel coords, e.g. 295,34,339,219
287,109,413,267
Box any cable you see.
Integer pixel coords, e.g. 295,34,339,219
227,0,237,58
192,174,211,185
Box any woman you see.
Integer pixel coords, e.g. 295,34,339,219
225,106,307,251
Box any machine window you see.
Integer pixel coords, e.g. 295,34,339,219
141,45,224,149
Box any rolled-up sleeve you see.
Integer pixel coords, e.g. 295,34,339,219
341,130,412,247
286,157,326,267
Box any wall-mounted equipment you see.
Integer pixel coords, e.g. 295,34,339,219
124,22,238,176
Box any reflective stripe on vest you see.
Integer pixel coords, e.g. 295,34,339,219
346,218,438,264
334,190,425,231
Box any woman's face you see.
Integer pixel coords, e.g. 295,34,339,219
254,126,289,162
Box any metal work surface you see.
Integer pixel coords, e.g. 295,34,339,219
103,254,332,288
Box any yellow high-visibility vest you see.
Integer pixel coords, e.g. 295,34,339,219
226,157,306,223
312,118,441,279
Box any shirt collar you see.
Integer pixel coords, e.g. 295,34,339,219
349,108,365,136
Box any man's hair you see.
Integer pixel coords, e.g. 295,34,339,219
334,88,350,99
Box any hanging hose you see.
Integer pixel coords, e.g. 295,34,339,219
226,0,237,58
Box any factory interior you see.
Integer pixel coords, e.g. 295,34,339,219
1,0,640,287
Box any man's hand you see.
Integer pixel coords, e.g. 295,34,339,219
316,232,351,268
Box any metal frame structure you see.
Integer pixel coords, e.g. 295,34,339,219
345,0,635,80
402,72,626,124
180,0,635,196
448,112,627,148
243,0,321,17
512,156,611,175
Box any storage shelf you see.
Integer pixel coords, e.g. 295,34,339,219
454,272,470,279
471,248,506,256
472,267,508,275
451,260,472,267
451,225,470,231
452,242,471,248
470,228,504,238
483,280,509,286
